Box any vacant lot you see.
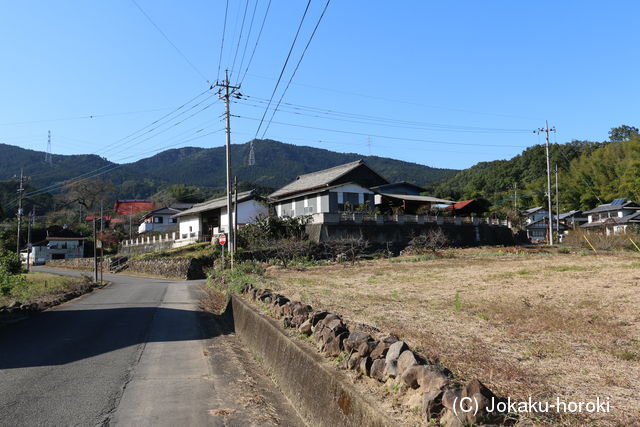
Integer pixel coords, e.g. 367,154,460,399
264,248,640,425
0,272,88,306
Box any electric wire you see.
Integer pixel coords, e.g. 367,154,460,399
261,0,331,138
235,0,260,85
239,115,531,148
229,0,250,80
242,95,532,131
217,0,230,82
252,0,312,139
238,0,272,85
236,98,532,134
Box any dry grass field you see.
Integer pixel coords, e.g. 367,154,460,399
263,247,640,425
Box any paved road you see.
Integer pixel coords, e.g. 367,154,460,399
0,267,302,426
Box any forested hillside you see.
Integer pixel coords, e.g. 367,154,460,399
430,125,640,212
0,139,457,199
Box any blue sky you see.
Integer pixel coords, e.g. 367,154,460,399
1,1,638,171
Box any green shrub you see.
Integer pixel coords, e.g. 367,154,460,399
0,270,29,297
0,250,23,275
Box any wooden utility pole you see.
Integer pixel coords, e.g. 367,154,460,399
214,70,241,263
534,121,556,245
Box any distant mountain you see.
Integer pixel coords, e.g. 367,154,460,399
0,143,114,187
0,140,458,198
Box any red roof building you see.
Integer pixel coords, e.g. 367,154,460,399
445,199,487,216
113,200,154,216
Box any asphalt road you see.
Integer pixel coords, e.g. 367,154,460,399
0,267,302,426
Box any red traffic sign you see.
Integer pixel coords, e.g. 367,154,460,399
218,234,227,245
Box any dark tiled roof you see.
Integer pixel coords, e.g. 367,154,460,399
174,190,260,217
583,200,640,214
580,211,640,228
558,210,582,220
525,206,545,214
380,193,454,204
269,160,367,199
370,181,426,193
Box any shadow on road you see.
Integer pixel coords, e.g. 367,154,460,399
0,305,234,370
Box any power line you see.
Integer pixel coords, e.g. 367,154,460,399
239,114,532,148
129,0,209,83
261,0,331,138
96,91,215,156
217,0,230,81
0,106,175,127
239,0,272,85
229,0,250,80
244,72,543,121
236,0,260,86
11,127,225,203
100,98,220,158
253,0,312,139
236,97,532,134
6,90,216,200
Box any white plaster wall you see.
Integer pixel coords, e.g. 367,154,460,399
178,215,201,237
220,200,268,231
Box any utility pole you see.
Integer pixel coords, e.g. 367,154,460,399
534,121,556,245
234,176,238,255
513,183,518,211
214,70,241,263
555,164,560,240
15,169,27,255
100,200,104,284
26,207,35,272
129,206,133,240
93,218,98,283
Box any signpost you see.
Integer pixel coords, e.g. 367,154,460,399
218,233,227,266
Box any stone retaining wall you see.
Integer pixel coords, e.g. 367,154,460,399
238,285,510,426
46,257,109,271
47,256,212,280
126,257,212,280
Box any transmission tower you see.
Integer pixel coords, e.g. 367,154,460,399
248,140,256,166
45,130,52,165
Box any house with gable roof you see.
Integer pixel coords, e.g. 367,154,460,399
581,198,640,235
269,160,388,217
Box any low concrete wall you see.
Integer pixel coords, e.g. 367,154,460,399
306,222,514,246
231,295,390,427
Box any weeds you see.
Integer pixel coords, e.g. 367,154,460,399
454,292,462,312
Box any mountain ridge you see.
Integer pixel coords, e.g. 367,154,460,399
0,140,458,197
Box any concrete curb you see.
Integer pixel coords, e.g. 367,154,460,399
231,295,391,427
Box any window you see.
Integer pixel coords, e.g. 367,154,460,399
189,226,193,232
304,206,314,214
169,218,177,223
153,216,163,224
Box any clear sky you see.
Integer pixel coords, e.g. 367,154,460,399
1,1,638,172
